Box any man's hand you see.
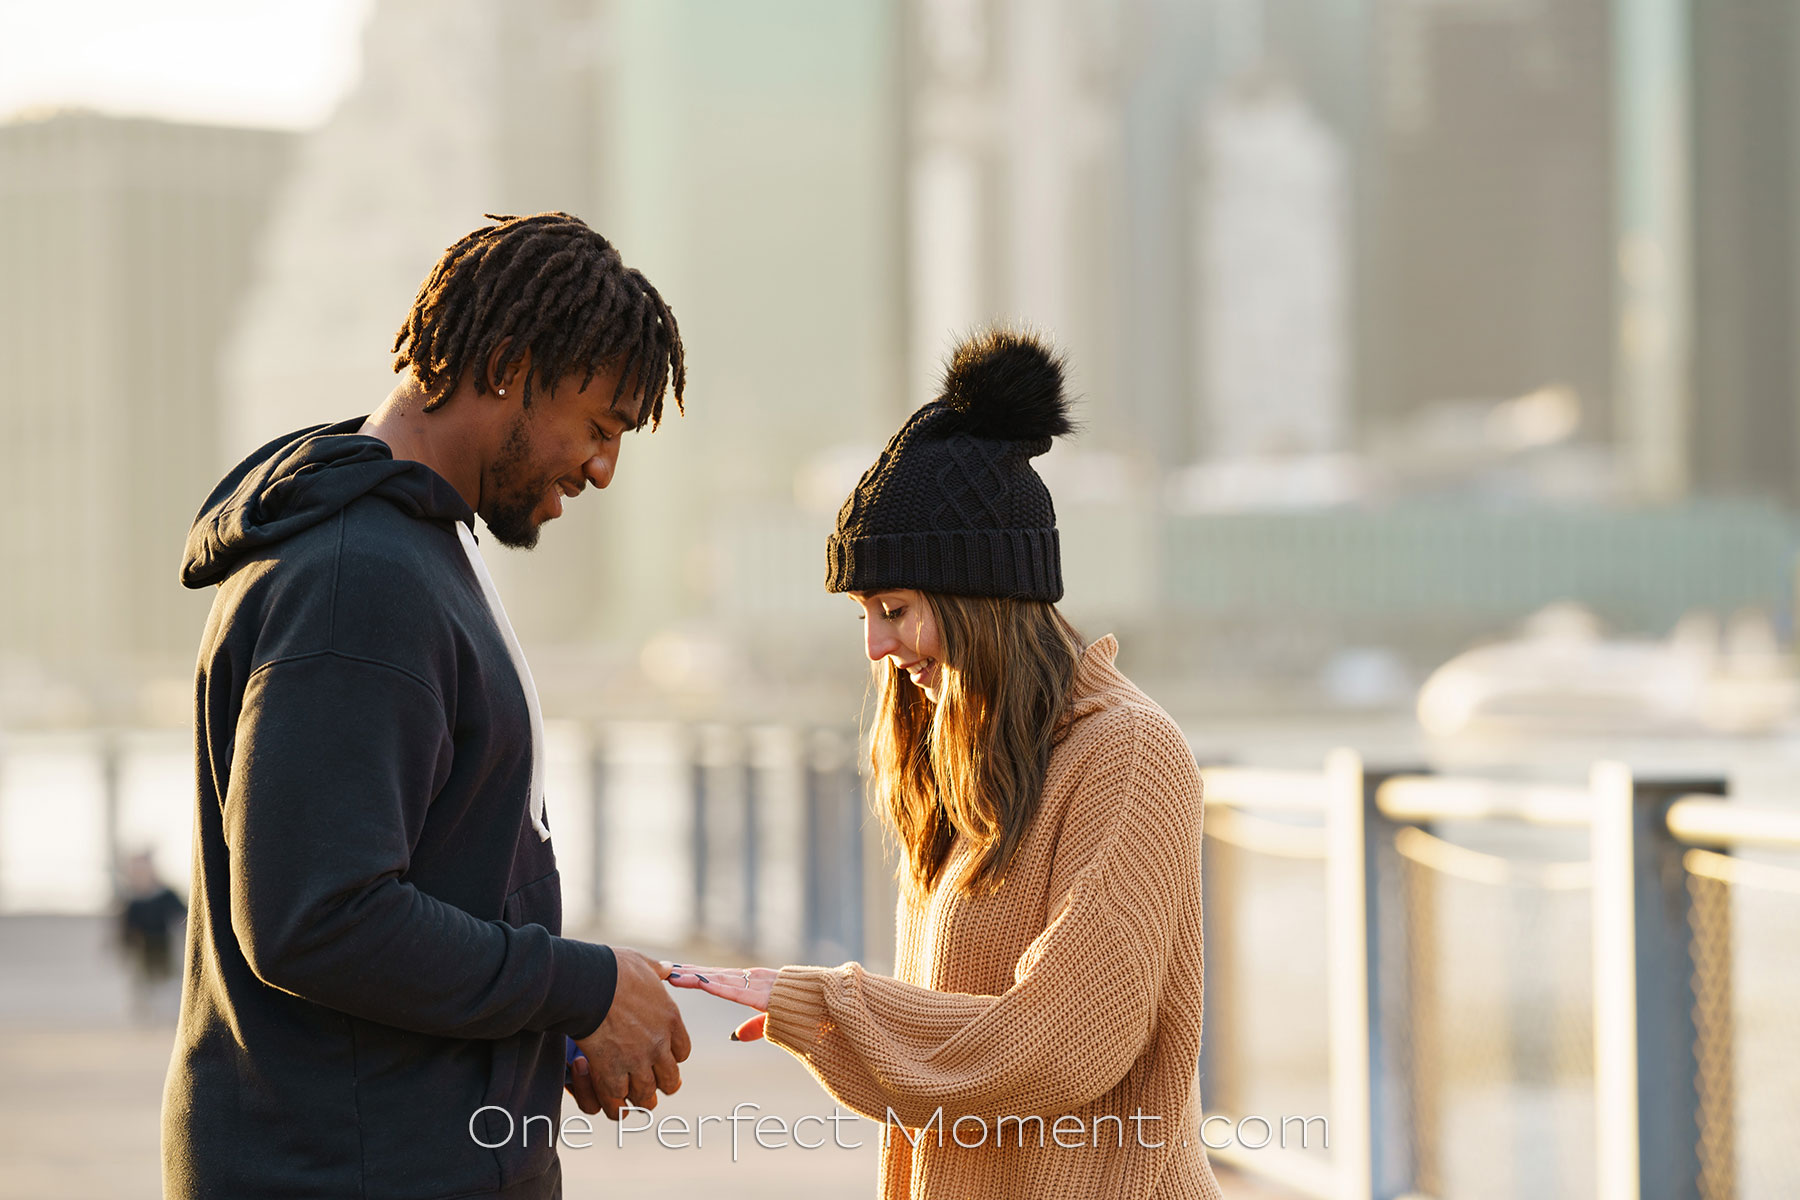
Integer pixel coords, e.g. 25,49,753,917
566,948,690,1120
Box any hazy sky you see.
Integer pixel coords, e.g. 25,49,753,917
0,0,372,129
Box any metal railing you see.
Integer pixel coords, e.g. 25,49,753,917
0,722,881,969
5,728,1795,1198
1202,753,1798,1200
1662,795,1800,1200
1199,752,1364,1200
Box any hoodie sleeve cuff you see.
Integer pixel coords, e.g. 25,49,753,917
540,938,618,1038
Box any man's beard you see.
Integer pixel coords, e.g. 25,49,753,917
481,412,553,550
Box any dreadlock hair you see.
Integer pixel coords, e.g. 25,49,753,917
392,212,685,426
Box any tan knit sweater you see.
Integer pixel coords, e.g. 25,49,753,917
767,636,1222,1200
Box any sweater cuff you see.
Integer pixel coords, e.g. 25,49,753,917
766,964,842,1054
539,938,618,1038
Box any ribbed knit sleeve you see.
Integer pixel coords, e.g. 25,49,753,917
764,706,1204,1129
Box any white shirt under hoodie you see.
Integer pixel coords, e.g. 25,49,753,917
455,521,551,841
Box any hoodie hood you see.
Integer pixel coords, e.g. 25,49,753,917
182,417,475,589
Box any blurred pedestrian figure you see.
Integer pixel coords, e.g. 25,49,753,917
117,850,185,1022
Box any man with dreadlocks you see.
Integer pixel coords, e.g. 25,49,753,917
168,213,688,1199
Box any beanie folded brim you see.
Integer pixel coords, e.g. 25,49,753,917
824,528,1063,602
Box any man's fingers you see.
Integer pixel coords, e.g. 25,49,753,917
600,1098,624,1122
652,1050,682,1097
669,1012,693,1062
733,1013,768,1043
566,1056,603,1115
589,1055,629,1101
569,1081,601,1114
627,1071,658,1112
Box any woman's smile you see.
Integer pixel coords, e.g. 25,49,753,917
901,658,940,690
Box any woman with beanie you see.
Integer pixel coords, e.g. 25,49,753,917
668,329,1222,1200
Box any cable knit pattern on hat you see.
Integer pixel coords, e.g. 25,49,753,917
766,637,1222,1200
825,329,1072,602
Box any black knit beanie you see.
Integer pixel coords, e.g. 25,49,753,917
826,329,1074,601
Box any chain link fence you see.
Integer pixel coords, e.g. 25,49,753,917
1382,824,1595,1200
1200,807,1333,1165
1683,847,1800,1200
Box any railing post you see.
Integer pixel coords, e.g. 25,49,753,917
1592,761,1640,1200
839,726,865,962
589,724,607,924
690,727,708,943
1361,764,1434,1200
742,741,760,952
1325,748,1373,1200
1631,773,1727,1200
797,727,863,963
1686,830,1736,1200
101,728,124,900
858,734,896,974
802,729,824,960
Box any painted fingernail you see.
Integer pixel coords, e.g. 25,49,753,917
668,972,682,980
729,1031,740,1042
697,974,710,983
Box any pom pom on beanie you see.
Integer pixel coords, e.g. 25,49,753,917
937,329,1074,444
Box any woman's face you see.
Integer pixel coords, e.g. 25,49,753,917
851,589,945,702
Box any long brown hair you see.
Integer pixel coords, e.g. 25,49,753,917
869,592,1085,898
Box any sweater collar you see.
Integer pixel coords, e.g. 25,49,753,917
1057,634,1122,738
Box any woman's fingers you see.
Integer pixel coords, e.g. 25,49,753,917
664,969,709,990
730,1013,768,1043
665,964,777,1011
665,965,779,985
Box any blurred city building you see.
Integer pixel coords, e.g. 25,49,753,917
222,0,905,714
2,0,1800,726
1691,0,1800,506
0,110,294,719
594,0,905,697
222,0,627,670
1363,0,1614,446
900,0,1800,701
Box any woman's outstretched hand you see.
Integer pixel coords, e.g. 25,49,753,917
665,964,778,1042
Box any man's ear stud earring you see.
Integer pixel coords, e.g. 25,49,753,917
497,387,506,396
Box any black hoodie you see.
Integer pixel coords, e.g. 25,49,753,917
166,417,616,1200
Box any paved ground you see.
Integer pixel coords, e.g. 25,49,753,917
0,915,1291,1198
